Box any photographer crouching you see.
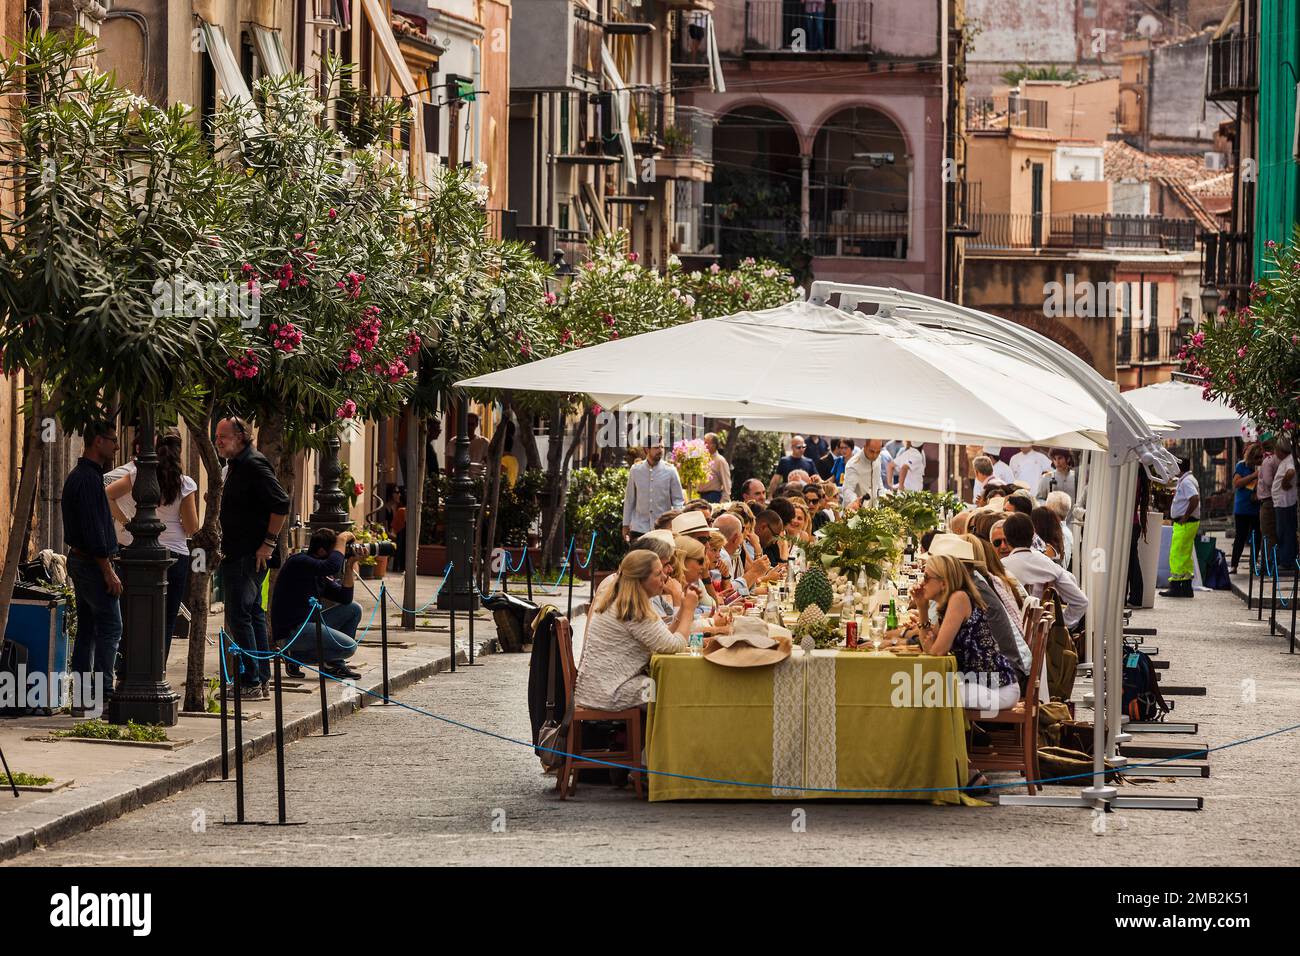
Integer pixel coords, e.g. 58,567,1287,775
272,529,365,680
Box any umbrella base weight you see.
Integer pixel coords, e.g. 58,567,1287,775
1111,794,1203,811
1125,721,1198,734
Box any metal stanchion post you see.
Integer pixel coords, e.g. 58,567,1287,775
1270,547,1278,633
525,550,534,604
1290,565,1297,654
313,608,344,737
232,661,245,822
1247,534,1254,610
589,554,597,609
218,639,230,781
273,652,286,823
449,601,457,672
381,586,392,700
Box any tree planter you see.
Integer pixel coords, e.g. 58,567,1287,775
374,556,390,578
592,569,615,591
358,564,377,580
417,544,449,575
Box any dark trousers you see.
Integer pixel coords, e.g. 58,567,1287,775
1232,512,1261,571
221,554,270,686
700,490,723,504
1127,522,1144,606
67,554,123,703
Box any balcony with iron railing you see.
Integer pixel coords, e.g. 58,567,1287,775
743,0,874,55
658,106,715,181
968,212,1197,251
811,210,909,258
672,11,712,68
966,94,1048,131
1207,32,1257,101
1201,230,1252,305
627,87,667,153
948,180,981,237
1116,327,1189,367
573,9,603,83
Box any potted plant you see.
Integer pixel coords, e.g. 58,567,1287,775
565,466,630,581
352,524,392,579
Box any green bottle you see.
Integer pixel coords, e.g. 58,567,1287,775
886,598,898,630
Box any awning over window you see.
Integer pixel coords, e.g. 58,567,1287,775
599,42,638,185
198,19,263,132
359,0,428,184
250,24,289,78
705,14,726,94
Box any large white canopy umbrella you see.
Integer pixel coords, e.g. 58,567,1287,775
460,285,1185,811
460,300,1163,450
1123,379,1249,440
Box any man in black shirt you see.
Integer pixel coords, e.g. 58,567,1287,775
63,421,122,716
216,417,290,699
271,528,363,679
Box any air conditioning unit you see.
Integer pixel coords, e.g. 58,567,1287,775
1204,151,1228,171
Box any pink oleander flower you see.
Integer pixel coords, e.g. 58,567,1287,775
339,350,362,372
403,331,422,356
336,399,357,419
626,252,639,263
543,291,557,306
1237,347,1248,358
328,208,338,220
709,263,721,274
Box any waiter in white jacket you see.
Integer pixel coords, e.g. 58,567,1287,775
841,439,888,508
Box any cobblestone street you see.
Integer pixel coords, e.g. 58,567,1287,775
7,587,1298,867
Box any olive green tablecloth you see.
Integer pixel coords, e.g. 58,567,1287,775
646,649,978,804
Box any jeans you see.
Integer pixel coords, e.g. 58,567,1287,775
804,11,826,50
116,553,190,677
1275,504,1298,573
1232,512,1261,571
67,554,123,702
221,555,270,686
296,602,363,665
700,490,723,504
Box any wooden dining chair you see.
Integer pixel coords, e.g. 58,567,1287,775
965,611,1051,795
553,616,645,800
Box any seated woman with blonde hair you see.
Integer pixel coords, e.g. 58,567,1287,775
906,554,1020,715
575,550,692,711
672,534,734,634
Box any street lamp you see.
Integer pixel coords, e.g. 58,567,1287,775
438,293,506,612
110,407,180,726
550,249,578,289
1199,284,1221,320
308,426,355,534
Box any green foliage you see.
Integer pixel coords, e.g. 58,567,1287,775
496,468,546,546
794,566,833,612
0,771,54,788
726,427,783,497
351,523,390,566
878,491,965,542
565,467,630,571
803,508,905,582
1000,64,1080,86
205,677,222,714
1190,232,1300,439
55,719,169,742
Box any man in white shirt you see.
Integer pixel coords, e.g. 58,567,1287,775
1010,445,1052,491
622,436,684,541
1272,437,1297,572
1161,455,1200,598
892,442,926,492
841,439,888,508
1000,513,1089,628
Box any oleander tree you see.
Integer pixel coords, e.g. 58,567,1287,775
0,30,245,646
1184,232,1300,443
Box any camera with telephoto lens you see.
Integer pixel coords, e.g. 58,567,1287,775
346,541,397,559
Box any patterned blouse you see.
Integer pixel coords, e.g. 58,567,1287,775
950,606,1018,689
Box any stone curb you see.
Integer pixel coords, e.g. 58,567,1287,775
0,635,501,862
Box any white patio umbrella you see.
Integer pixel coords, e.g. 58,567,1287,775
1123,379,1249,440
459,300,1158,449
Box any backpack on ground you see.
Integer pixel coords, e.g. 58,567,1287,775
1122,642,1171,722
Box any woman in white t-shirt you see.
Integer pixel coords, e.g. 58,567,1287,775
106,432,199,660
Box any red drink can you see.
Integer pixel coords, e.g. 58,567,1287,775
845,621,858,648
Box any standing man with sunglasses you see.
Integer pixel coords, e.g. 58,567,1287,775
768,435,816,498
216,416,291,699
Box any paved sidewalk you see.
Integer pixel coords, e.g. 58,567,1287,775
6,586,1298,865
0,571,509,861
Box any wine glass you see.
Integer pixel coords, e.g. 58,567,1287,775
870,614,885,652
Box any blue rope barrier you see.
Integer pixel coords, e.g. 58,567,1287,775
575,531,597,570
265,651,1300,797
383,563,453,614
